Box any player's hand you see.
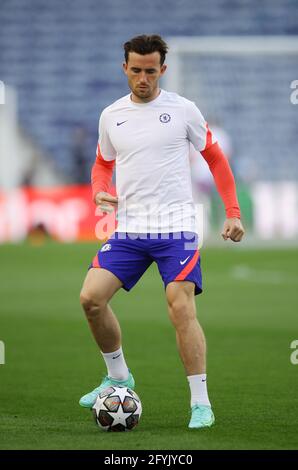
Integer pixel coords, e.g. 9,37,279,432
221,218,245,242
94,192,118,213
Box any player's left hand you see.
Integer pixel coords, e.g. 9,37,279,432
221,218,245,242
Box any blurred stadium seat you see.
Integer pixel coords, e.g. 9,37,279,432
1,0,298,242
1,0,297,175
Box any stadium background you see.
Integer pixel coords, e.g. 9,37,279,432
0,0,297,450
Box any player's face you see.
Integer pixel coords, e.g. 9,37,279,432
123,52,167,103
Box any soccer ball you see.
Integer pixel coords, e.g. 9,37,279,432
92,386,142,432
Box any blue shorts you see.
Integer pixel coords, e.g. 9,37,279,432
89,232,202,295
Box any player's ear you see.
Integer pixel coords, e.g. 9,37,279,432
160,64,167,76
122,62,128,75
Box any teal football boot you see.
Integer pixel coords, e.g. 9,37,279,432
188,404,215,429
79,372,135,408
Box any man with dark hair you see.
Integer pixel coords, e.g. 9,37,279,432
79,34,244,429
123,34,168,65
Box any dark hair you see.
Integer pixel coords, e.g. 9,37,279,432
123,34,168,65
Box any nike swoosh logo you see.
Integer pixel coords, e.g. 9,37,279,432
117,120,127,126
112,353,121,359
180,256,190,265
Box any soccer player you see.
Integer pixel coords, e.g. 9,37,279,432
79,34,245,428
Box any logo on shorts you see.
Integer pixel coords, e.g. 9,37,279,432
101,243,112,252
180,256,190,265
159,113,171,123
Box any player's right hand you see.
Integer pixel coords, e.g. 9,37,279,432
94,192,118,213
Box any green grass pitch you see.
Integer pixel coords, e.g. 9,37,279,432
0,242,297,449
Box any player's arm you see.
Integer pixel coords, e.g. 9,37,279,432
185,100,244,242
91,112,118,213
200,142,244,242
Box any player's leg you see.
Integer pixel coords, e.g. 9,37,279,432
79,235,152,408
79,267,135,407
166,280,206,375
80,267,122,353
166,281,215,428
165,280,214,428
151,232,214,428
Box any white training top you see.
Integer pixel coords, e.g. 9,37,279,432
98,89,213,233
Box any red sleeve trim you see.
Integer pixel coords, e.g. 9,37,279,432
91,144,115,202
201,142,241,219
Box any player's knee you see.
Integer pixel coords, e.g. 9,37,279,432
79,290,107,319
167,298,194,329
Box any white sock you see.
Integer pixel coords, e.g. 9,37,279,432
187,374,211,407
101,347,129,381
